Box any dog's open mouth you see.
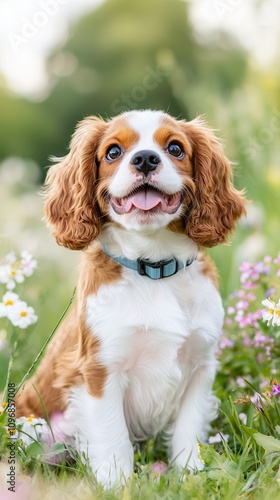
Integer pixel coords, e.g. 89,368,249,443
110,185,182,215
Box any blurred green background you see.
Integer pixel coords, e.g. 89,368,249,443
0,0,279,386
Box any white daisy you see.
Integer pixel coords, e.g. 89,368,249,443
262,298,280,326
0,291,19,318
17,416,49,445
0,263,24,290
8,300,37,329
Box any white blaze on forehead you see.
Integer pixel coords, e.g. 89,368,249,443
125,110,165,150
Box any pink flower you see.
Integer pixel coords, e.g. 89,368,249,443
239,262,251,272
219,337,234,349
266,347,271,359
227,306,235,315
254,309,263,320
236,300,249,311
243,282,257,290
253,331,274,348
257,353,263,364
46,412,68,444
225,318,232,326
151,461,167,476
250,270,260,281
250,392,262,406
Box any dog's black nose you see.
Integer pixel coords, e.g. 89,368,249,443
131,150,161,176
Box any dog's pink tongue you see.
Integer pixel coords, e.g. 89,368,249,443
125,190,164,211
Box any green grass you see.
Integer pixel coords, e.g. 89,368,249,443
1,252,280,499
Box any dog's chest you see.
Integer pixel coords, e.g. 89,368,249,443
121,325,190,440
86,269,202,437
86,268,193,364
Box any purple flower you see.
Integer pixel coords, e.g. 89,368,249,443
272,384,280,396
265,287,275,298
254,262,264,273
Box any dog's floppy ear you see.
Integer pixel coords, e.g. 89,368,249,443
181,118,246,248
44,117,107,250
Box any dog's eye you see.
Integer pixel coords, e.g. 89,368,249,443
106,145,123,161
167,142,184,158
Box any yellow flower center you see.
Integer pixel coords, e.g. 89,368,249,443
27,414,35,422
5,300,14,306
276,310,280,317
10,270,16,276
268,308,274,314
20,311,27,317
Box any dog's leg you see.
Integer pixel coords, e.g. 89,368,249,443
66,373,133,488
170,359,218,471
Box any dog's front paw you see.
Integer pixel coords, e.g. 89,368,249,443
91,449,134,488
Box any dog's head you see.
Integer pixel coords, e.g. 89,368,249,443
44,110,246,250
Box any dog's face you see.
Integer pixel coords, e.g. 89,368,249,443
44,110,246,250
97,110,192,232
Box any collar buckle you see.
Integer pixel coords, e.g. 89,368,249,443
137,257,178,279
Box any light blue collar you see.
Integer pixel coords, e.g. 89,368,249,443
102,245,196,280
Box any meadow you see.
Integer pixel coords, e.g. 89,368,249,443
1,1,280,497
0,158,280,499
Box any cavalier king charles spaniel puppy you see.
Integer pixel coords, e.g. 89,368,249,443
16,110,246,487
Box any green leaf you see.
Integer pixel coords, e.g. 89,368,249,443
253,433,280,453
25,441,44,459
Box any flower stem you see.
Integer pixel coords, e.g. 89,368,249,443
3,349,14,402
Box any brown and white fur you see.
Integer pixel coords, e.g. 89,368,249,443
16,110,246,486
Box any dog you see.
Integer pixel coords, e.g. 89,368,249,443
16,109,246,486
